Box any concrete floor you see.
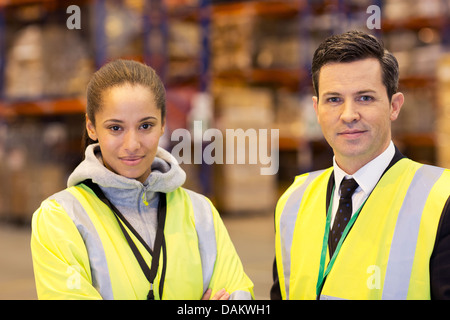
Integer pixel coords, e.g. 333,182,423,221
0,223,36,300
0,213,275,300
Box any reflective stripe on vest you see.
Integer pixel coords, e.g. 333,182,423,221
49,190,114,299
184,189,216,294
382,164,445,300
279,169,325,300
185,189,252,300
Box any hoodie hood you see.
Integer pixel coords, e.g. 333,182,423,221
68,143,186,193
67,143,186,249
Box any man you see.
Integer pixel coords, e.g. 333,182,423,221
271,30,450,300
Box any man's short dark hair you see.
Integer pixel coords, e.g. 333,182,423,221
311,30,399,101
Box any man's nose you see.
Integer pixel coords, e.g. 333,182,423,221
340,101,360,123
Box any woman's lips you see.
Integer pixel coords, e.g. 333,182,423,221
120,156,144,166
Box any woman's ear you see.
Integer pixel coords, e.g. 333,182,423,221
86,114,98,141
161,118,165,137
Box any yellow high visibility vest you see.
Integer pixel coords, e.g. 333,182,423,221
31,183,253,300
275,158,450,300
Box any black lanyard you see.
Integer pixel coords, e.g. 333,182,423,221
83,180,167,300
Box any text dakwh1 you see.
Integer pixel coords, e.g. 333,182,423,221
177,303,270,317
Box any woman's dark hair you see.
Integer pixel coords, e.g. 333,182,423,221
82,59,166,150
311,30,399,101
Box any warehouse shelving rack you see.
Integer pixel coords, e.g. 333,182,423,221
0,0,449,217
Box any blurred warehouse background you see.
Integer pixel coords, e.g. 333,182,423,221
0,0,450,299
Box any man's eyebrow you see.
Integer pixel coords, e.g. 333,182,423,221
321,90,377,97
321,91,342,97
355,90,377,95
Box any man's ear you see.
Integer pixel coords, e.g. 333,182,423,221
312,96,320,124
390,92,404,121
86,115,98,141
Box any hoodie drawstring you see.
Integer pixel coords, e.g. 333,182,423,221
141,191,149,206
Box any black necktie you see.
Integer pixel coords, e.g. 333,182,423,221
329,178,359,258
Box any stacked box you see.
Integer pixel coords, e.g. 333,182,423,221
211,14,254,73
253,17,301,69
5,24,93,100
214,87,277,214
273,89,305,140
0,120,74,223
391,87,435,136
5,165,66,223
436,54,450,168
384,0,445,20
167,20,201,81
0,166,8,219
211,13,301,73
104,0,143,60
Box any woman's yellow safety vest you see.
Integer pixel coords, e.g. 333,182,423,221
31,183,253,300
275,158,450,300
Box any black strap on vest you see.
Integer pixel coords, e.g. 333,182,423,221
83,179,167,300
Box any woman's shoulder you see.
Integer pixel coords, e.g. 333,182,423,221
170,187,213,207
34,183,92,220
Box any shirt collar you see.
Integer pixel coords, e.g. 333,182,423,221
333,141,395,196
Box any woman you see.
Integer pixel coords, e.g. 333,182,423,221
31,59,254,300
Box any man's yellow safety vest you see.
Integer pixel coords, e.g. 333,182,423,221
31,183,253,300
275,158,450,300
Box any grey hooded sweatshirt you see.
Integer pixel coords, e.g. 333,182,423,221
67,143,186,249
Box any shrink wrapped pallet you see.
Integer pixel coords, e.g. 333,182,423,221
5,24,93,100
214,87,277,214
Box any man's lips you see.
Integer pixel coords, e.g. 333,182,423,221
338,129,367,138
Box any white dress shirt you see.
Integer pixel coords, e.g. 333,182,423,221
330,141,395,227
